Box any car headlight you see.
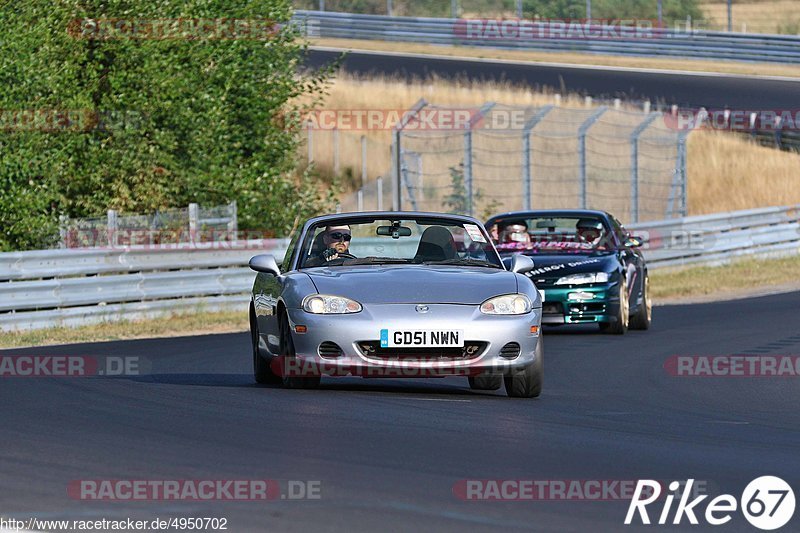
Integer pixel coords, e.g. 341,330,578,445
554,272,611,285
480,294,532,315
302,294,362,314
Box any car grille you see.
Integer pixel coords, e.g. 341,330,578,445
357,341,486,360
499,342,521,359
318,341,344,358
529,275,559,288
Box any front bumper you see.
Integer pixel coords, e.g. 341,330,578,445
540,283,620,325
279,303,541,377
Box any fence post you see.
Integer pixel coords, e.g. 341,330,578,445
307,125,313,164
377,176,384,210
451,0,458,18
516,0,522,18
387,0,393,17
392,98,428,211
586,0,592,22
657,0,662,27
463,131,473,216
727,0,733,32
629,113,660,223
357,189,364,211
463,102,495,217
679,132,688,217
577,107,607,210
522,105,555,211
333,127,340,176
319,0,325,11
188,203,199,244
107,209,118,248
361,134,367,187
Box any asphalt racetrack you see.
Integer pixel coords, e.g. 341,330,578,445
2,291,799,531
305,48,800,110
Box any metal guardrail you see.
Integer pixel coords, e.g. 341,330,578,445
293,10,800,64
0,240,290,332
1,206,798,331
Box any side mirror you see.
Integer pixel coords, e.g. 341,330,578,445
624,236,643,248
249,254,280,276
508,254,535,274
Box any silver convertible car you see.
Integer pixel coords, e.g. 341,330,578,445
248,212,543,398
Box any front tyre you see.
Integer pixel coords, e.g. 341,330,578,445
601,276,629,335
279,312,321,390
629,274,652,330
504,337,543,398
251,304,280,384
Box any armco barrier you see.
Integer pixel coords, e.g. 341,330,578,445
293,10,800,64
1,206,798,331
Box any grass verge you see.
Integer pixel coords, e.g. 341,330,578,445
650,254,800,301
0,310,247,349
2,254,799,348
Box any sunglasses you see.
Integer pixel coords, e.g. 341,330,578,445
327,232,351,241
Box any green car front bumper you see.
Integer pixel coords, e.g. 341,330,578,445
539,283,621,325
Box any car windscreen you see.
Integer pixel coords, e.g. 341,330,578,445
487,216,612,253
297,218,502,269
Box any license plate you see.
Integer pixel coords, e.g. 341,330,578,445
380,329,464,348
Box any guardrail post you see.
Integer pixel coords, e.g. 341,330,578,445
451,0,458,18
189,203,199,244
522,105,555,210
386,0,392,17
516,0,522,18
357,189,364,211
377,176,384,210
58,215,68,248
577,107,607,210
392,99,428,211
319,0,325,12
227,201,238,238
629,113,660,223
107,209,118,248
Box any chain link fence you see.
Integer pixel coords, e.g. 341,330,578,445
338,100,688,224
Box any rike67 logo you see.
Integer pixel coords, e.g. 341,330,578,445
625,477,795,530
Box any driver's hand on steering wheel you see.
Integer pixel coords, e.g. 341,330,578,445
322,248,340,261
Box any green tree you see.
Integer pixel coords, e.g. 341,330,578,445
0,0,334,250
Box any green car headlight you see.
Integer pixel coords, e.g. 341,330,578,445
554,272,610,285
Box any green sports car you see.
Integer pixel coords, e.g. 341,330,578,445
485,209,651,334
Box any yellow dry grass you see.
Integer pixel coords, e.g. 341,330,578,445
309,37,800,79
700,0,800,35
687,129,800,214
305,74,800,217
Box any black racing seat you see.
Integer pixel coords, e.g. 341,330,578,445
414,226,457,262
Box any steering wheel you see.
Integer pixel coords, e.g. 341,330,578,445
337,252,356,259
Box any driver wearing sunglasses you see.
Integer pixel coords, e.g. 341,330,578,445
306,224,354,266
